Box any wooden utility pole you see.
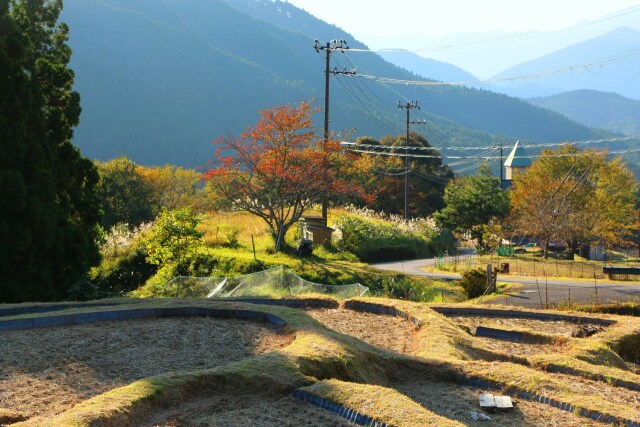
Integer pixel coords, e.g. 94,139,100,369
494,143,504,188
314,39,355,219
397,101,423,220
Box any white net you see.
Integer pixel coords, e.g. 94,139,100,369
164,265,369,299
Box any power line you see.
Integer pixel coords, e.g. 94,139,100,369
323,49,403,135
353,47,640,87
340,136,636,153
344,146,640,160
332,53,405,135
345,5,640,54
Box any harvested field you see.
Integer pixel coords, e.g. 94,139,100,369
0,317,291,419
471,335,571,357
306,307,419,354
547,371,640,413
449,316,604,337
141,394,356,426
391,380,601,427
2,298,639,427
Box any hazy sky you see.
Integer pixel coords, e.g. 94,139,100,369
286,0,640,37
286,0,640,76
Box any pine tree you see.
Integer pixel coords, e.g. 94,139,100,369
0,0,101,302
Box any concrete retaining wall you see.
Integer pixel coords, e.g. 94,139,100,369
227,297,339,310
292,389,387,427
0,301,126,318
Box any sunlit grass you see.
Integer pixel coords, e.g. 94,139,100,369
433,252,634,280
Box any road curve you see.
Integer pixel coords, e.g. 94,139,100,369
370,257,640,307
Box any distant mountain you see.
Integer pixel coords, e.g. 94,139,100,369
359,8,640,78
375,50,477,83
60,0,604,167
527,90,640,137
489,27,640,100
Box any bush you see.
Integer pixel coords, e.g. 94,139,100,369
377,274,442,302
91,247,158,294
334,215,431,263
333,212,456,263
67,276,99,301
458,268,489,299
176,253,218,276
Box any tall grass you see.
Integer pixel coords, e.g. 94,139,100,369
331,207,454,263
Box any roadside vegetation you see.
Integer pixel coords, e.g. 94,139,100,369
434,246,640,280
86,208,462,303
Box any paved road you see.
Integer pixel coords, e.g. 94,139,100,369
371,257,640,308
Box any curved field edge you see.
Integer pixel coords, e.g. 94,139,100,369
296,379,465,427
3,297,640,426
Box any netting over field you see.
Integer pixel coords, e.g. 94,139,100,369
164,266,369,299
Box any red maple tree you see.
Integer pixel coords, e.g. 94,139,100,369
204,101,367,251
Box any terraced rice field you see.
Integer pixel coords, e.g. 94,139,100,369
0,298,638,427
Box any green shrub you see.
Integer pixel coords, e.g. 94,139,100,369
334,215,425,262
225,225,240,248
458,268,489,299
132,264,180,297
176,253,218,276
91,247,158,294
145,207,203,266
378,274,441,302
67,276,99,301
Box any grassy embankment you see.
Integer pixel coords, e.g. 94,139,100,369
126,208,463,302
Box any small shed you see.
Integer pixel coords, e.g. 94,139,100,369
299,216,334,245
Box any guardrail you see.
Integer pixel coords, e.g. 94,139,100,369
603,266,640,278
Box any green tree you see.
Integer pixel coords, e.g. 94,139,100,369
433,163,510,247
136,164,201,212
0,0,101,302
145,207,203,268
95,156,156,229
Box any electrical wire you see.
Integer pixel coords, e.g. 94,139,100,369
340,136,636,153
341,5,640,54
352,47,640,87
344,146,640,160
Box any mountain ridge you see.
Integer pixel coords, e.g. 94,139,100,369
489,27,640,99
61,0,606,168
527,89,640,137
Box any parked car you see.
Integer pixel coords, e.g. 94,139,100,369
547,242,567,252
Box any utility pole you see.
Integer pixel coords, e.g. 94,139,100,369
494,143,504,188
397,101,421,220
313,39,355,220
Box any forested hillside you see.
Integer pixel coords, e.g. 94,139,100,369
528,90,640,137
62,0,603,167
